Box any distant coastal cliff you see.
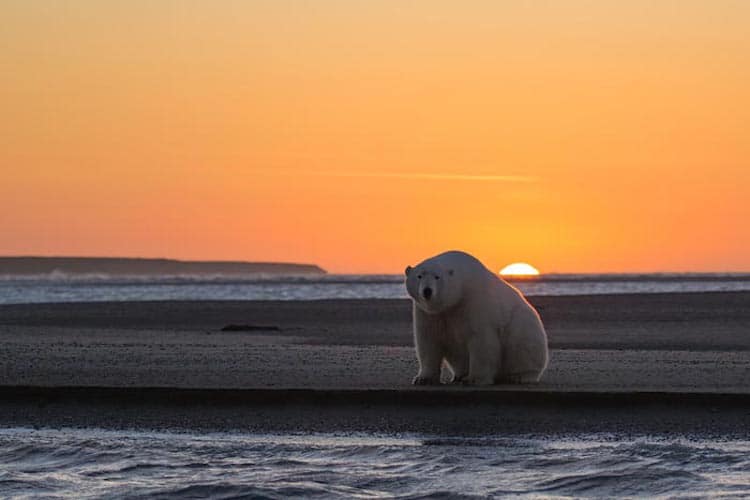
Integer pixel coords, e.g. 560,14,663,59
0,257,326,275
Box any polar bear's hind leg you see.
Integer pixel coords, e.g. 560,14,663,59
462,328,500,386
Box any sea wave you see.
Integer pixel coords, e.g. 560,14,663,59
1,428,750,498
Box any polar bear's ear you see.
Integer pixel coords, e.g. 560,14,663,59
448,269,454,276
405,265,412,276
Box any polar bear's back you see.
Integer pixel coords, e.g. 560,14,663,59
433,251,523,295
425,250,493,279
426,250,532,304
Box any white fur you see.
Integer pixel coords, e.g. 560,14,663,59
405,250,548,385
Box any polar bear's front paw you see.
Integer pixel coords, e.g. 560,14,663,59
412,375,440,386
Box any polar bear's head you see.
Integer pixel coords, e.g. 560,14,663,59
404,261,462,314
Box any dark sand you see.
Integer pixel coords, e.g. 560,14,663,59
1,293,749,435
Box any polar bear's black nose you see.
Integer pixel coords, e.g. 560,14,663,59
422,287,433,300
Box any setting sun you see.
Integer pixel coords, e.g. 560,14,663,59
500,263,540,277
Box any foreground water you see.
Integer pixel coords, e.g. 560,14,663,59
1,428,749,498
2,273,750,304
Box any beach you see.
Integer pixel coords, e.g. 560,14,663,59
1,292,749,436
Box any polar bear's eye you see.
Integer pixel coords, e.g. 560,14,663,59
417,274,422,279
435,276,440,280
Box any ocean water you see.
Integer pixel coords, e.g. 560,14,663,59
1,428,749,498
1,273,750,304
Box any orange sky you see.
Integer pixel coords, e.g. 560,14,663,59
1,1,749,273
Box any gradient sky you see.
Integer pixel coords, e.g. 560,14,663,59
2,1,749,273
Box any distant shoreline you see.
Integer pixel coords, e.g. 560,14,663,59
0,257,326,275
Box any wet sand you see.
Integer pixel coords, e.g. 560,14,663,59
1,293,749,434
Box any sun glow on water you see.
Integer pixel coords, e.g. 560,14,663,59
500,263,540,277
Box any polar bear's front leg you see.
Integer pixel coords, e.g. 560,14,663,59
412,309,444,385
463,329,500,386
413,330,443,385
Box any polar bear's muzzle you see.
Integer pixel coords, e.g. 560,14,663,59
422,287,433,300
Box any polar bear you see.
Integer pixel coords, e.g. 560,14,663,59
405,250,548,385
